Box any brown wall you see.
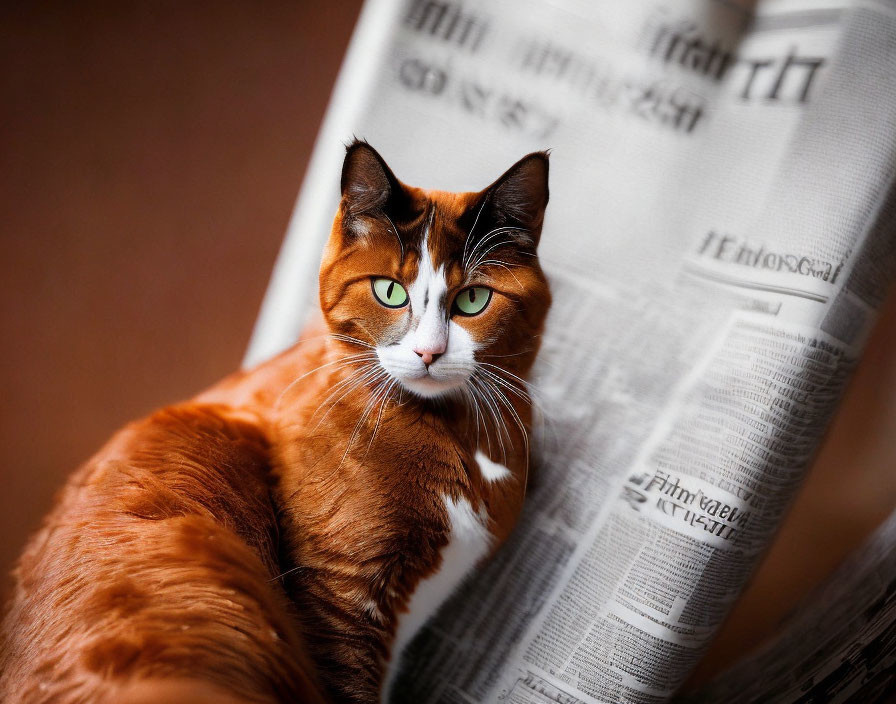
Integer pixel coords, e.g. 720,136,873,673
1,0,894,683
0,1,362,580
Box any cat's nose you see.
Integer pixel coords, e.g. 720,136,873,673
414,348,444,367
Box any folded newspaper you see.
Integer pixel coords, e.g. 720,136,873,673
245,0,896,701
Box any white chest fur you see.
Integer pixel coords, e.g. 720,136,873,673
381,453,512,701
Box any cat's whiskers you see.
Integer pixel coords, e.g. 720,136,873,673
461,198,488,269
352,321,381,349
338,373,395,471
364,378,398,458
459,385,475,442
469,246,515,275
488,385,514,463
477,362,542,400
463,225,531,271
381,210,405,261
473,260,524,289
481,348,533,359
473,370,532,491
465,235,514,273
309,368,393,488
478,361,560,472
470,374,509,464
267,563,306,583
309,362,387,430
481,258,524,268
307,363,382,427
464,380,491,458
329,333,376,349
485,390,529,493
466,244,524,287
475,258,524,271
477,371,530,454
474,390,488,452
477,367,532,407
470,232,516,260
465,230,508,267
470,387,485,452
468,225,529,254
275,352,378,410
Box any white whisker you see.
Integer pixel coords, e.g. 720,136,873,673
475,371,531,490
464,224,532,271
466,379,491,458
330,333,376,349
471,374,508,464
462,197,489,268
274,352,378,410
382,210,404,261
477,367,532,406
471,260,524,289
364,378,397,457
310,363,386,430
338,374,393,470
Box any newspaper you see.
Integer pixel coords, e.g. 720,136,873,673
678,507,896,703
245,0,896,702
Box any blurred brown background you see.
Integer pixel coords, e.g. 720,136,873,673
0,0,363,579
1,0,894,684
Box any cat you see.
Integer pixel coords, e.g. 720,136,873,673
0,141,551,704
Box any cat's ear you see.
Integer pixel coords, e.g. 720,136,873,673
475,151,550,246
340,140,405,223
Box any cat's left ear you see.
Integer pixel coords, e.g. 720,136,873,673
340,140,406,223
474,151,550,247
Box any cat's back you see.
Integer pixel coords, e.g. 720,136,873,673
0,398,328,704
196,321,333,417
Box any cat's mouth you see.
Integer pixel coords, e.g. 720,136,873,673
375,345,474,399
392,366,471,399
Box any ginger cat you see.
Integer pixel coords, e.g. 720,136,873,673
0,142,551,704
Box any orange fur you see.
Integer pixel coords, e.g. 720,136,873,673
1,405,327,703
1,142,550,703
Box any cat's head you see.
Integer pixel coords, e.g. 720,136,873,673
319,140,550,401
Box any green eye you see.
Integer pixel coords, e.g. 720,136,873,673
454,287,492,316
371,278,408,308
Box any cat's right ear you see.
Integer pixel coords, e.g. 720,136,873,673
340,140,404,225
465,151,550,249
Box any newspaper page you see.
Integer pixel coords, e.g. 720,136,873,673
245,0,896,702
678,506,896,703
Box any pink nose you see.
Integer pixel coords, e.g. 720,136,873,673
414,348,444,367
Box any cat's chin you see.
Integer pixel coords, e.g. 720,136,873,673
397,374,466,400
